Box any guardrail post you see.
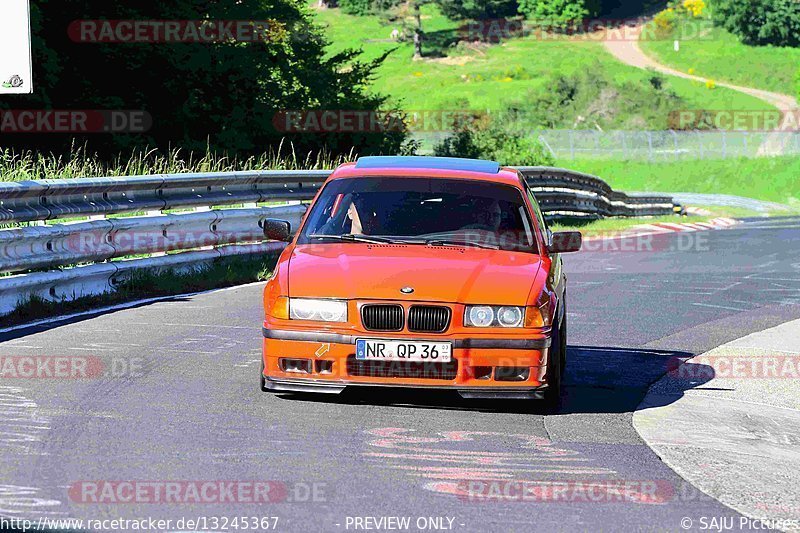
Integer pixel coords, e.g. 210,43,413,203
568,130,575,159
671,130,679,160
722,131,727,159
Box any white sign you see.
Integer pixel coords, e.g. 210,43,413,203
0,0,32,94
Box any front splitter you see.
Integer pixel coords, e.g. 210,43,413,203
263,376,546,400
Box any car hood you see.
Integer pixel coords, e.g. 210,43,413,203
287,243,542,305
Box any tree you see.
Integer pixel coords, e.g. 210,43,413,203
412,0,424,58
711,0,800,47
437,0,518,21
518,0,601,29
1,0,407,160
433,115,554,166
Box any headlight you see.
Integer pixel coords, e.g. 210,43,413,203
467,306,494,327
289,298,348,322
465,305,524,328
497,306,524,327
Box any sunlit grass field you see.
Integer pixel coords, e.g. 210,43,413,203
564,156,800,206
314,4,775,120
640,23,800,96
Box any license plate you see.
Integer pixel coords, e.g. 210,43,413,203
356,339,452,362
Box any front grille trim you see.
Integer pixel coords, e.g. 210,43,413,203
361,304,404,332
408,305,451,333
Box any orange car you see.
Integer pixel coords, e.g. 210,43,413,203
260,156,581,408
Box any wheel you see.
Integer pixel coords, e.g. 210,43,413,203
542,316,564,413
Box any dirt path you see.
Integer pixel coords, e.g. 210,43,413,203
604,25,799,155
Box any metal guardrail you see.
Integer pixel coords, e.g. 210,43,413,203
0,205,306,273
0,170,329,223
0,167,677,321
519,167,676,218
0,167,675,224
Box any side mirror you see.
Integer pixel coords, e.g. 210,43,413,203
263,219,291,242
547,231,582,254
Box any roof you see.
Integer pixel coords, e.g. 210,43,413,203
355,156,500,174
329,157,521,187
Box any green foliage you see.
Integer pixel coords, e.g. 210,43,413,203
518,0,601,28
433,116,554,166
1,0,406,160
517,69,685,130
710,0,800,47
339,0,375,15
437,0,519,21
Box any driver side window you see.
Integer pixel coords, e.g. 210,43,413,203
527,188,551,243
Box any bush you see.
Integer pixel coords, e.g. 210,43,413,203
710,0,800,47
339,0,403,15
515,68,685,130
652,8,678,38
438,0,519,20
681,0,706,17
518,0,601,29
339,0,374,15
433,117,554,166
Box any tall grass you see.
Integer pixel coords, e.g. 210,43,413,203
0,141,354,182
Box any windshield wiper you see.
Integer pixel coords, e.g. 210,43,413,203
425,238,499,250
308,234,404,244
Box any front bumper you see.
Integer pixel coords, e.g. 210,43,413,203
262,326,552,398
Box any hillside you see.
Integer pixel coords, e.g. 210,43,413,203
640,23,800,97
314,4,776,132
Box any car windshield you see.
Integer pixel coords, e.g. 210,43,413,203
298,177,538,253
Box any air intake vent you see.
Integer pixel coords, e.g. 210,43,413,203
361,304,404,331
347,356,458,380
408,306,451,333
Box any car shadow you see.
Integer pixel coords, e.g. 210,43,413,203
273,345,716,415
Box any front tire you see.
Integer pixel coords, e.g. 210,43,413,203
542,317,565,413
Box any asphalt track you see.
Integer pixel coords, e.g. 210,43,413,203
1,217,800,532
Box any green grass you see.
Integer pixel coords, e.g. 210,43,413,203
562,156,800,206
315,5,775,125
640,22,800,96
0,143,350,182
